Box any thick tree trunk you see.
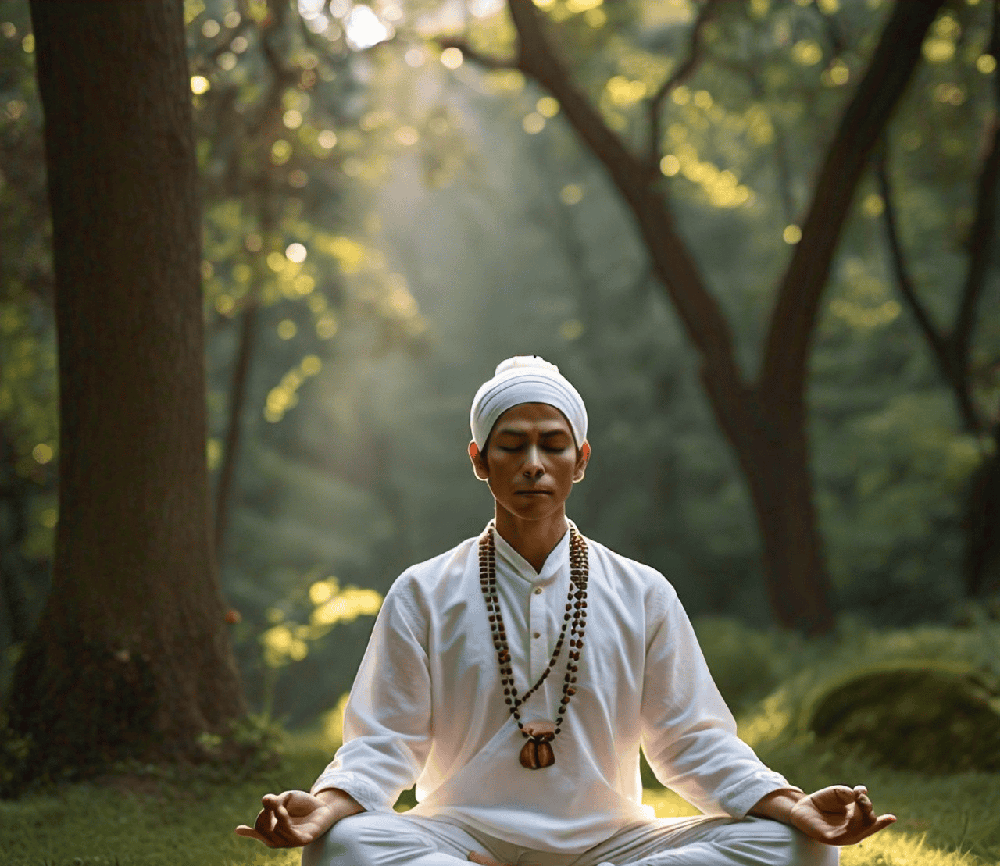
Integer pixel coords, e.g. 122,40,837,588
7,0,246,784
707,383,830,632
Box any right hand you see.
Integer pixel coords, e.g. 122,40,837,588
235,789,346,848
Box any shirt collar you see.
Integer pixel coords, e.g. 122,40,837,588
490,521,572,586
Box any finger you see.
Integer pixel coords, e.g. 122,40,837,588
271,803,303,846
254,808,276,835
235,826,279,848
854,814,897,843
810,785,855,813
820,785,856,804
856,793,875,821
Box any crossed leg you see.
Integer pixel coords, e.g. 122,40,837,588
301,811,512,866
302,811,838,866
571,815,839,866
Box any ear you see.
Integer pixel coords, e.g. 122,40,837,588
469,441,489,481
573,441,591,483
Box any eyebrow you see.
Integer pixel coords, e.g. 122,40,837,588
493,428,571,439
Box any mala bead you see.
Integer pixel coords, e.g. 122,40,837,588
479,523,588,771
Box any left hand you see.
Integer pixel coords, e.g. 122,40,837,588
790,785,896,846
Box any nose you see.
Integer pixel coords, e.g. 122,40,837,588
523,444,544,478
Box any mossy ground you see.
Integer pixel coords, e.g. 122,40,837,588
1,727,997,866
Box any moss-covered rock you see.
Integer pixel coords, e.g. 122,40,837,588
800,661,1000,774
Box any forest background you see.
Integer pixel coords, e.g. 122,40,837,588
1,0,1000,859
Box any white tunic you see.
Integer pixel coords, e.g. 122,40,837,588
312,523,790,855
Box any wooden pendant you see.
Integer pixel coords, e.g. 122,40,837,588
536,740,555,768
520,720,556,769
519,737,556,769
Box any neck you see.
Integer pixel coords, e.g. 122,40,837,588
493,509,569,572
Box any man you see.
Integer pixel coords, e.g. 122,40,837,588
237,356,895,866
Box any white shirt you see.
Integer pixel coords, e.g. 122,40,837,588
312,523,789,854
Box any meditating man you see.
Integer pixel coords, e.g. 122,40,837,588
237,356,895,866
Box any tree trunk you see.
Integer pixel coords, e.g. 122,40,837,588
707,383,829,632
7,0,246,786
496,0,944,633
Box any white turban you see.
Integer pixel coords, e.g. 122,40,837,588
470,356,588,448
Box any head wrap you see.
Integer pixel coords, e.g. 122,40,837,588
470,356,588,448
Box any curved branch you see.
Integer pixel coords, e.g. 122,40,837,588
873,146,946,359
760,0,945,400
646,0,723,171
873,145,982,431
952,0,1000,403
499,0,742,392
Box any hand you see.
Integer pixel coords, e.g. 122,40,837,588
235,789,339,848
790,785,896,846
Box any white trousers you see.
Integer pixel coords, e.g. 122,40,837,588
302,811,840,866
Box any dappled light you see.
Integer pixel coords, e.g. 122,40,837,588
261,578,382,667
1,0,999,861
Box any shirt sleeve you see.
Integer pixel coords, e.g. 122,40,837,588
310,575,432,812
639,583,790,818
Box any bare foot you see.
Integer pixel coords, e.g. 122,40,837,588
468,851,512,866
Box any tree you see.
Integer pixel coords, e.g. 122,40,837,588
875,1,1000,600
445,0,946,633
5,0,246,788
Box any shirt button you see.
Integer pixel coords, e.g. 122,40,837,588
534,587,542,595
533,632,541,639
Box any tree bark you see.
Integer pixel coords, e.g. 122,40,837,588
8,0,246,785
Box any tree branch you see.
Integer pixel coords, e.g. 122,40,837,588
436,37,518,71
873,1,999,436
952,0,1000,403
497,0,742,391
646,0,723,171
873,144,981,429
760,0,945,401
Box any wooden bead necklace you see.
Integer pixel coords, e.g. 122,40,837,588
478,523,588,770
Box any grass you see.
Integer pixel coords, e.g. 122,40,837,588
1,728,996,866
4,615,999,865
0,735,328,866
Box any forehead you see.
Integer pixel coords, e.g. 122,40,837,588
492,402,573,434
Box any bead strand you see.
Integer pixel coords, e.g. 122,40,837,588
478,523,588,745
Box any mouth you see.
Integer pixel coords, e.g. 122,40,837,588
516,490,552,496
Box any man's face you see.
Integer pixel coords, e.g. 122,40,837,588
470,402,589,524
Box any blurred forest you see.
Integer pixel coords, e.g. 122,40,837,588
1,0,999,734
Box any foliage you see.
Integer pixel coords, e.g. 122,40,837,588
3,0,1000,730
692,615,806,714
0,0,56,672
731,612,1000,775
804,661,1000,773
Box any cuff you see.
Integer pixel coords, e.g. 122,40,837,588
311,771,392,813
720,771,795,819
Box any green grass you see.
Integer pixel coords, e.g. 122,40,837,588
6,613,1000,866
1,728,997,866
0,734,331,866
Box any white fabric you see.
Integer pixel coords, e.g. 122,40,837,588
470,356,588,447
312,523,791,856
303,810,839,866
